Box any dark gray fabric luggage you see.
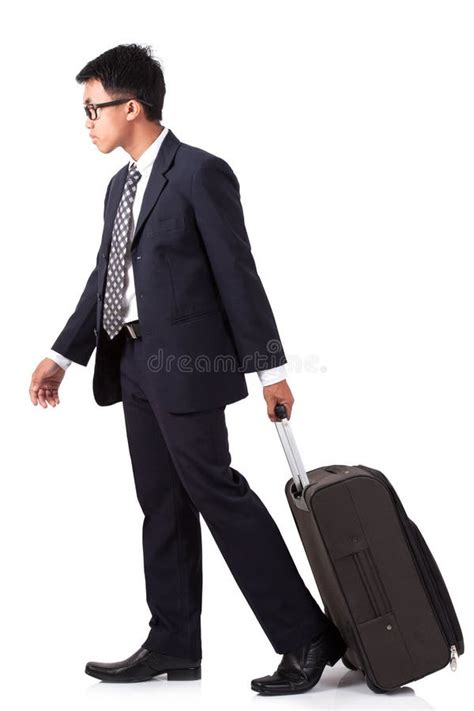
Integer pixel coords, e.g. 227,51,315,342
274,404,464,693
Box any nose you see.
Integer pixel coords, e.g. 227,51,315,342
85,117,94,130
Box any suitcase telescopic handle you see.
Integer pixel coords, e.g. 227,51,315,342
274,404,310,492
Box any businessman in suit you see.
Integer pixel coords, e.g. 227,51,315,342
29,44,345,694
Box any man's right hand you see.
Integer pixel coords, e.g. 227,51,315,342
29,358,66,408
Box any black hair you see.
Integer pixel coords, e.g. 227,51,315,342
75,43,165,123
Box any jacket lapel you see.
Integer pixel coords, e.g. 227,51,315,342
132,128,181,246
102,128,181,252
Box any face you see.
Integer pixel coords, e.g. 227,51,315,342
83,78,138,153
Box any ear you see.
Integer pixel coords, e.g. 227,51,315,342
126,99,141,120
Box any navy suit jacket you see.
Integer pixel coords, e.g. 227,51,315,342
51,128,287,413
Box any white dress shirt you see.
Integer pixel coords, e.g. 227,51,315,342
48,126,287,387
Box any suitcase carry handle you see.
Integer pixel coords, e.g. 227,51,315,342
274,404,310,492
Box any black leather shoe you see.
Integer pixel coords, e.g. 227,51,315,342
85,646,201,683
251,625,347,695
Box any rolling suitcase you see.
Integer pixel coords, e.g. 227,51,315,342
273,403,464,693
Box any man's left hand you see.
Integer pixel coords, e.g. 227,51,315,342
262,379,294,422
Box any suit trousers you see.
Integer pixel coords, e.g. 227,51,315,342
118,330,331,659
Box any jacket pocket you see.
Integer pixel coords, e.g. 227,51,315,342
156,216,185,231
171,308,221,325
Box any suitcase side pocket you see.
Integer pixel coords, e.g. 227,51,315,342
357,612,414,689
354,548,392,617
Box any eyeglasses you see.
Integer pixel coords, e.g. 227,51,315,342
83,97,154,120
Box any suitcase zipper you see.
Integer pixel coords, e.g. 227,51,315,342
450,645,458,671
356,463,462,669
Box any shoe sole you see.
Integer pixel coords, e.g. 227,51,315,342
85,665,201,682
251,680,318,695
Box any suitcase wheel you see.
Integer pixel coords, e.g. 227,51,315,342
341,655,358,671
365,676,389,694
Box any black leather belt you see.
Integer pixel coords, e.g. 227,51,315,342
122,320,141,339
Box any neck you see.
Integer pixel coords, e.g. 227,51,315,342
126,123,164,162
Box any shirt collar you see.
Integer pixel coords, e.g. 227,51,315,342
128,125,169,174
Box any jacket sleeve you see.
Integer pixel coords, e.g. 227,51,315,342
50,178,113,366
192,156,287,373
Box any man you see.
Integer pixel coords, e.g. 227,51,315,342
29,44,345,694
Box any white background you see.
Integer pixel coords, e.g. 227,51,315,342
3,0,472,708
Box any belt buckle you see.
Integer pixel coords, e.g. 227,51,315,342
125,322,138,339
